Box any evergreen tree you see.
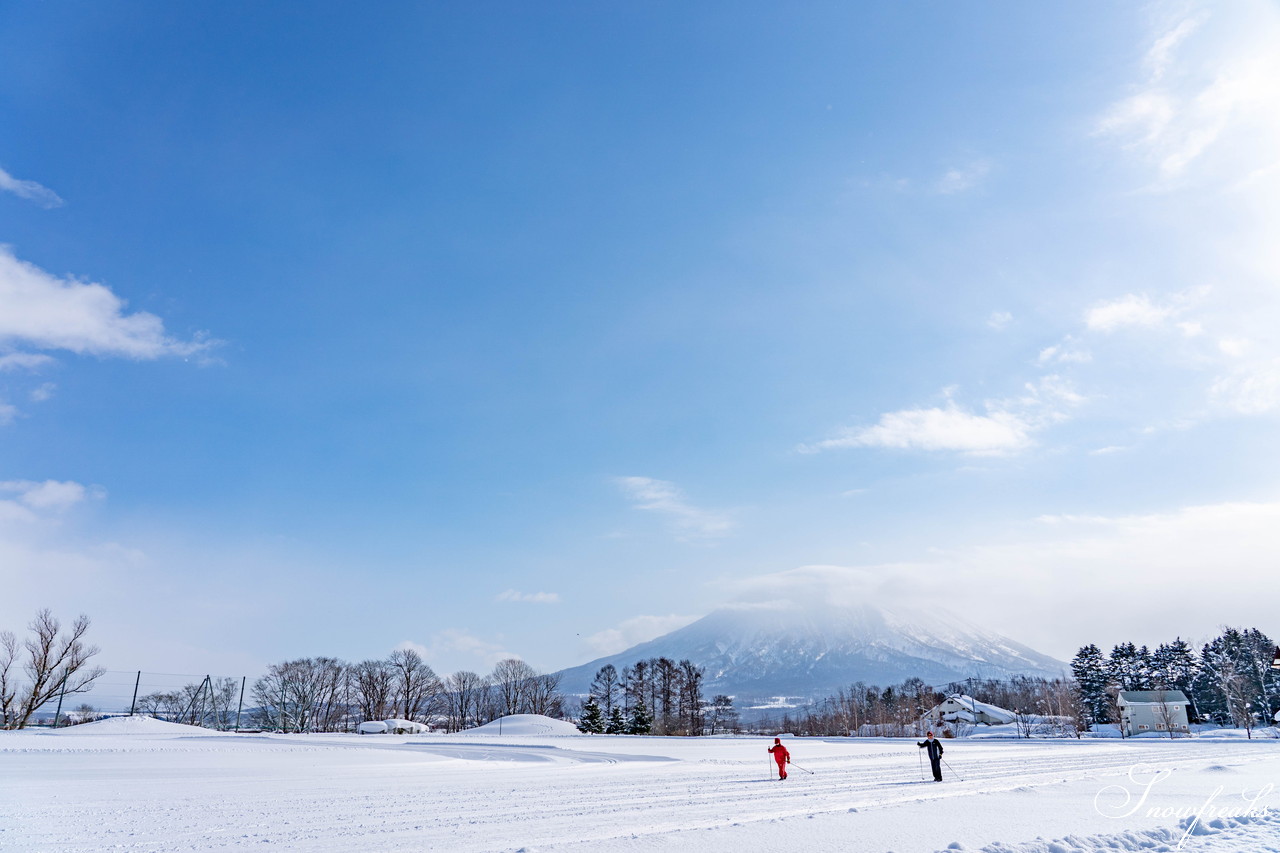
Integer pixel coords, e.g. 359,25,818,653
578,697,604,734
1071,644,1111,725
605,706,626,734
627,701,652,735
1108,642,1151,691
1194,627,1279,728
1151,638,1200,718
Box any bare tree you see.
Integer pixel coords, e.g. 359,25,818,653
589,665,620,716
443,670,488,731
0,631,18,728
2,610,104,729
388,648,442,722
526,672,563,717
491,658,538,716
252,657,348,732
351,659,396,722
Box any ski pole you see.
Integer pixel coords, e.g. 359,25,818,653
941,757,964,781
917,747,924,781
788,762,815,775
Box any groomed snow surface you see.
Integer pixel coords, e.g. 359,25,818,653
3,717,1279,852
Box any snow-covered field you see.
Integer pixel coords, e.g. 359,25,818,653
4,716,1279,852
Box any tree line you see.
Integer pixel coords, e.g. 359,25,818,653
245,651,565,733
1071,627,1279,730
579,658,738,736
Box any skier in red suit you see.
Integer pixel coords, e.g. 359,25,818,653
767,737,790,780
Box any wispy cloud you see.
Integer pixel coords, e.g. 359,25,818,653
615,476,733,539
0,167,63,209
806,405,1032,455
0,353,56,372
582,613,698,657
1210,358,1280,414
1085,293,1176,331
0,246,216,361
496,589,561,604
1037,336,1091,366
802,378,1083,456
398,631,517,672
0,479,98,524
936,160,991,194
1096,7,1280,182
987,311,1013,330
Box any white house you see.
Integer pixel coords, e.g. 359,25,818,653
1116,690,1191,736
925,694,1016,726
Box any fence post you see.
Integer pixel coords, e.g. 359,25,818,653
234,676,246,732
52,674,69,728
129,671,142,716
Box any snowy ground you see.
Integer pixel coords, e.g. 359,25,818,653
3,716,1279,852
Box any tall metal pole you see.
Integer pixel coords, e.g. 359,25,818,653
129,671,142,716
234,676,246,732
52,674,69,728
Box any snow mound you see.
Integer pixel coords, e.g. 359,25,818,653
51,716,224,736
458,714,581,736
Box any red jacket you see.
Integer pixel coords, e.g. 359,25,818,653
768,743,790,762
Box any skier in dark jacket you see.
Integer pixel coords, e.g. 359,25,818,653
767,737,790,780
918,731,943,781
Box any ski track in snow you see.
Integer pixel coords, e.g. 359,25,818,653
3,728,1279,852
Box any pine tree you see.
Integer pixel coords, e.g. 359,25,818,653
627,701,652,735
1108,642,1151,691
1071,644,1111,726
605,706,626,734
578,697,604,734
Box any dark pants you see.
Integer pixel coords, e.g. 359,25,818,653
929,758,942,781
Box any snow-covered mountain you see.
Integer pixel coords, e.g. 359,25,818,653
558,601,1066,705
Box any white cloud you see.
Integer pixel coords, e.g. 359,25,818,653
399,630,517,672
0,167,63,209
0,246,215,360
615,476,733,539
1037,337,1091,365
725,501,1280,660
0,479,97,524
0,403,15,426
0,479,93,512
0,352,55,372
987,311,1013,330
936,160,991,194
804,378,1082,456
496,589,561,604
1143,15,1205,81
1210,358,1280,414
1085,294,1174,331
1097,6,1280,183
1218,338,1248,357
1088,445,1127,456
807,405,1032,455
29,383,55,403
582,613,698,657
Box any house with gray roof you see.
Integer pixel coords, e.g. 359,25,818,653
1117,690,1191,736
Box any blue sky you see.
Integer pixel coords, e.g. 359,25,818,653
2,1,1279,678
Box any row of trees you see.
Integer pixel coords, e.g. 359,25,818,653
247,651,565,733
1071,627,1279,728
751,675,1082,738
581,658,727,736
